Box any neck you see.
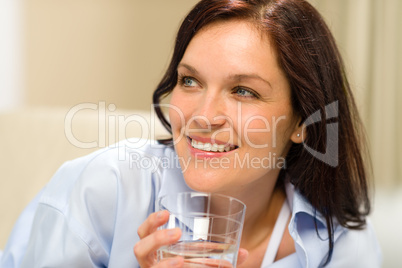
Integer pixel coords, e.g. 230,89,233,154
218,170,286,250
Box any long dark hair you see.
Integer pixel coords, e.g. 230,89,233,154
152,0,371,265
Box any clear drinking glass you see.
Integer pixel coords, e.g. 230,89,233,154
156,192,246,268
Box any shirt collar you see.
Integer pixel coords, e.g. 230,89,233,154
157,147,193,200
286,181,346,267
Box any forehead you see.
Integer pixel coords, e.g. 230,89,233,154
189,19,271,52
180,20,280,76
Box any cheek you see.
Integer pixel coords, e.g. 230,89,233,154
241,117,272,146
169,90,186,131
240,114,294,150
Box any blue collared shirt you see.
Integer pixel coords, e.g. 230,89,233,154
0,140,382,267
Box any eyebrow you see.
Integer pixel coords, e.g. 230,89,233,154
230,74,272,89
177,63,199,74
177,63,272,88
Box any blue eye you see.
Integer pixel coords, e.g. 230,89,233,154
235,87,256,98
183,77,197,87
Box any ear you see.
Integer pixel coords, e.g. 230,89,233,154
290,118,306,144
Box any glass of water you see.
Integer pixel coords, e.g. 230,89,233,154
157,192,246,268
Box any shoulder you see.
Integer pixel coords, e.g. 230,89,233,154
286,184,382,267
16,139,178,267
328,219,382,268
41,138,175,210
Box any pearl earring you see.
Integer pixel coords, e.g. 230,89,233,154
297,133,301,137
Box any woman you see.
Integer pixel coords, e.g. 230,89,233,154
1,0,381,267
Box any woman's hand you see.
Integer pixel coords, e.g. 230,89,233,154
133,210,249,267
134,210,184,267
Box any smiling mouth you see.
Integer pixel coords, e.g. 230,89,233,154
188,137,238,152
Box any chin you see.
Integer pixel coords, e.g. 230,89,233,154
183,174,225,193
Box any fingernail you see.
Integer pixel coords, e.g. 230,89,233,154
157,211,164,220
167,229,178,237
169,258,179,266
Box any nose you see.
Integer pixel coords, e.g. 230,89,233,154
192,90,227,129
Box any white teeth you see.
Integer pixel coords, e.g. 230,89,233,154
205,143,211,151
191,139,235,152
211,144,218,152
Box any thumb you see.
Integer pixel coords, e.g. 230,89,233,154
237,248,249,265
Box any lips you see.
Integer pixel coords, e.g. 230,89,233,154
188,136,238,153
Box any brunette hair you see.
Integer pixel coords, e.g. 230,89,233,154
153,0,370,265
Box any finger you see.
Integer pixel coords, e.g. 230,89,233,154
137,210,170,239
237,248,249,265
153,256,184,268
182,258,233,268
134,228,182,263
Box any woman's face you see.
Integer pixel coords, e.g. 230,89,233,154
169,20,301,193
